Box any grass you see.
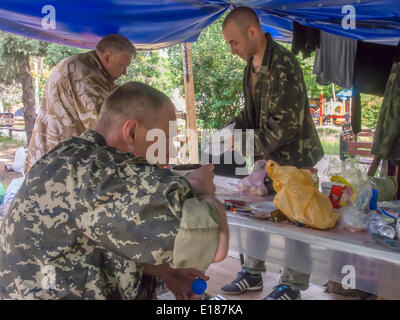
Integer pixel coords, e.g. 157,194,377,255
321,139,339,155
317,127,341,136
0,131,26,149
317,127,341,156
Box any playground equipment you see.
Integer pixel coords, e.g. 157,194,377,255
312,90,352,126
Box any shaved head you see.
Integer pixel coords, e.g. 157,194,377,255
97,82,173,131
95,82,177,161
222,6,261,36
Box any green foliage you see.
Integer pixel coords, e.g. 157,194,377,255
361,94,383,129
117,50,173,97
0,31,47,83
167,18,246,129
0,22,370,135
44,43,86,68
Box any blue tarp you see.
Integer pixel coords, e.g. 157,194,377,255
0,1,399,50
13,107,24,117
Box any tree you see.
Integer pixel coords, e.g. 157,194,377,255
0,82,22,113
0,32,47,143
167,18,246,130
117,50,173,96
44,43,85,68
361,94,383,129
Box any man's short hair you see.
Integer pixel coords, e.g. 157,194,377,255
97,82,171,130
96,34,136,56
222,6,261,35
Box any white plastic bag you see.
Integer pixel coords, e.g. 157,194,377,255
237,160,269,196
12,147,27,174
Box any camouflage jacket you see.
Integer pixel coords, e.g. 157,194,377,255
25,51,116,173
0,131,220,300
233,33,324,168
371,61,400,164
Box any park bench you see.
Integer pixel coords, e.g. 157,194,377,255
0,112,26,138
339,126,375,165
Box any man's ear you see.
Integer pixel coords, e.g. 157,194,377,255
247,25,258,39
102,50,113,65
122,119,139,146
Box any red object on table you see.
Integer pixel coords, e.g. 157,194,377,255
329,185,346,209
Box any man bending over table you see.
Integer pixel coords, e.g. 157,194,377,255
0,82,229,300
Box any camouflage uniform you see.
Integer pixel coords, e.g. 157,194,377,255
25,51,116,173
232,33,324,291
234,32,324,167
0,130,221,300
372,61,400,165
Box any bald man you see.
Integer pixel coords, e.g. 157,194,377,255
221,7,323,300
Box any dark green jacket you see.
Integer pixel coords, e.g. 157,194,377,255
372,61,400,164
234,33,324,168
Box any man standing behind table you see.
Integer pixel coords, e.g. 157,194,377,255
0,82,229,300
220,7,324,300
25,34,136,173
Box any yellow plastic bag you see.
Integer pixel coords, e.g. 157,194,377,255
266,160,340,230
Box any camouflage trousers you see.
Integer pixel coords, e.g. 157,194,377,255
241,255,310,291
239,232,312,291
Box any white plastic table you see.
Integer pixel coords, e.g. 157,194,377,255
214,175,400,299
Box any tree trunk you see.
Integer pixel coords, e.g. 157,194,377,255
17,54,36,144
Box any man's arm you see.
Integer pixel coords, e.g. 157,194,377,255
184,165,229,264
75,167,227,269
199,196,229,263
236,61,304,157
74,173,194,265
258,55,308,156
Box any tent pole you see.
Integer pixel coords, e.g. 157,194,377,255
181,43,199,164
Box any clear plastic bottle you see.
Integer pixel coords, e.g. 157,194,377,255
310,168,319,189
302,167,319,189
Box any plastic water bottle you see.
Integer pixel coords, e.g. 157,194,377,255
0,179,5,205
192,278,207,295
369,189,378,210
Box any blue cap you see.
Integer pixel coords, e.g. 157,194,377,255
370,189,378,210
192,278,207,295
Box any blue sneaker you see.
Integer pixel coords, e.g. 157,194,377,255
263,284,301,300
221,271,263,295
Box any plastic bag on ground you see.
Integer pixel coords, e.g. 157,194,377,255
266,160,340,230
11,147,27,174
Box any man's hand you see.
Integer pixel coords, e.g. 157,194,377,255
163,266,209,300
185,164,216,196
143,264,209,300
